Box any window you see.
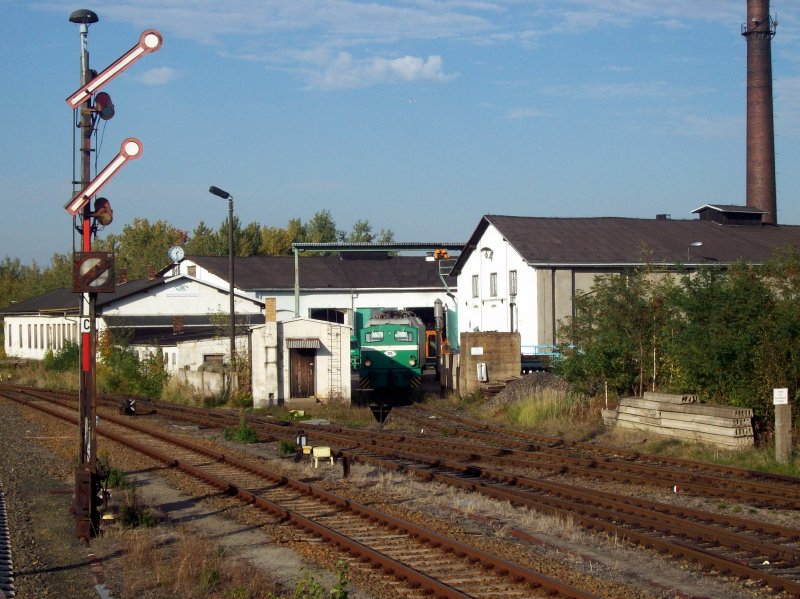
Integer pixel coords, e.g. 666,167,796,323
19,325,22,348
365,331,384,343
7,324,11,348
33,325,37,349
394,330,412,342
489,273,497,297
509,270,517,296
203,353,224,364
472,274,479,298
187,265,197,277
309,308,345,324
27,324,31,348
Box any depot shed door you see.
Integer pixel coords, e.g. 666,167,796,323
290,348,316,398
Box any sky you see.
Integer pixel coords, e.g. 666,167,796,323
2,0,800,265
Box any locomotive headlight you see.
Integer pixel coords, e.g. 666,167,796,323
364,358,372,368
408,355,417,366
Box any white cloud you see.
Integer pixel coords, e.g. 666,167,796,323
309,53,456,90
543,81,673,100
504,107,545,120
135,66,179,86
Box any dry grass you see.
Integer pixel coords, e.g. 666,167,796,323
111,524,284,599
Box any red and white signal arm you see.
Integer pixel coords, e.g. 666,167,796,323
65,138,142,216
66,30,163,110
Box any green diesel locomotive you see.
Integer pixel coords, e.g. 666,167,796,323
358,310,426,394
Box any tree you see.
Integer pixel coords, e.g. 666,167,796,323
259,218,304,255
664,264,773,410
99,218,187,279
305,210,339,243
557,267,672,398
185,221,222,256
345,219,394,243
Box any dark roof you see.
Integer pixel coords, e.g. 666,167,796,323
0,276,262,317
189,255,453,290
104,314,265,345
452,214,800,274
0,278,161,315
0,287,78,315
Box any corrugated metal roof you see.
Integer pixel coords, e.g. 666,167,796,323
286,337,321,349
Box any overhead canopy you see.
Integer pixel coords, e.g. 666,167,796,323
286,337,321,349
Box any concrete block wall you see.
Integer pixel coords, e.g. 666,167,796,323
458,332,520,396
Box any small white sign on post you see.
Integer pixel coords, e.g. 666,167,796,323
773,388,789,406
80,317,91,334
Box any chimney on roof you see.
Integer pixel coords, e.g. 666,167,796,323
147,264,156,281
743,0,778,224
117,268,128,285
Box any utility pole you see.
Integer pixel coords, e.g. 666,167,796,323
66,9,162,540
69,7,101,542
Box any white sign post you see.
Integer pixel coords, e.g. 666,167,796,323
773,388,791,464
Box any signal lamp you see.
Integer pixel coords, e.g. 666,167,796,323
94,92,115,120
364,358,372,368
91,198,113,226
409,356,417,366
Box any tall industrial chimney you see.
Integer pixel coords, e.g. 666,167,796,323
742,0,778,224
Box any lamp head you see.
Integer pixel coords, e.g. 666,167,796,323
69,9,98,24
209,185,232,200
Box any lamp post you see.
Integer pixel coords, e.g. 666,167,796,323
688,241,703,262
209,185,236,390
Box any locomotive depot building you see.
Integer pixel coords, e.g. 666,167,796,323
1,250,456,407
5,206,800,405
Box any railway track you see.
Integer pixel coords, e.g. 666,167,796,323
0,487,14,599
6,384,800,596
1,386,597,599
392,405,800,509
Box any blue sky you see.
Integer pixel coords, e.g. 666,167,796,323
3,1,800,265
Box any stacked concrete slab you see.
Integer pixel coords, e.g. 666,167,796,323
601,392,754,449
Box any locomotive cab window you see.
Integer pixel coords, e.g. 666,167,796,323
366,331,384,342
394,330,412,342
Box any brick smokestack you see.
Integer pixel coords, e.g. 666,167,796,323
743,0,777,224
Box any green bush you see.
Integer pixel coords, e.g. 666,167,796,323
43,340,79,372
97,332,169,399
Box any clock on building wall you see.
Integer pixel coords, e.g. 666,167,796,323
167,245,185,263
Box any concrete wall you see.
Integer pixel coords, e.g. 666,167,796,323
103,277,263,317
251,322,279,408
457,332,521,396
4,315,80,360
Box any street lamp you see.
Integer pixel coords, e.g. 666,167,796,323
688,241,703,262
209,185,236,390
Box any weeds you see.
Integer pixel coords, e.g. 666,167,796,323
105,467,131,490
286,561,349,599
223,412,259,444
119,490,158,528
278,440,297,455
